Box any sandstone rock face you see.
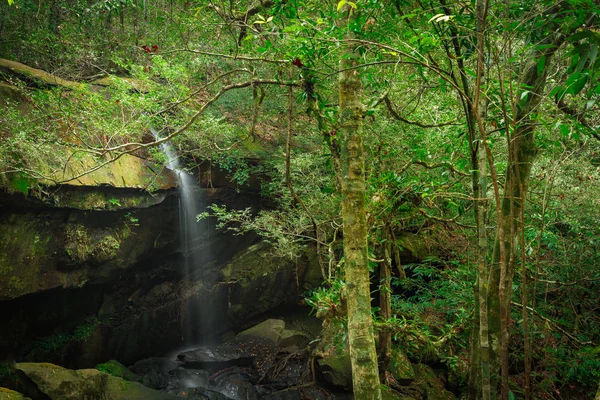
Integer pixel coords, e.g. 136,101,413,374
0,194,178,301
0,179,313,367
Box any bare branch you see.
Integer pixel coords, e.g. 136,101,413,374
383,95,460,128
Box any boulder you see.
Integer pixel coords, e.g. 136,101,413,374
381,386,420,400
414,364,456,400
0,388,31,400
237,319,285,344
95,359,142,382
14,362,177,400
277,329,311,349
177,336,276,374
316,353,352,390
390,347,416,385
223,244,303,323
261,387,330,400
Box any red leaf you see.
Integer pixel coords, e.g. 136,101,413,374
292,57,304,67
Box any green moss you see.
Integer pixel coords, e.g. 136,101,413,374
0,215,50,299
32,319,98,354
65,223,122,264
96,360,141,383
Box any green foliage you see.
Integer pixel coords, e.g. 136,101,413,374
96,359,141,382
32,319,98,353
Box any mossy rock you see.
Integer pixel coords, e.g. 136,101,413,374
223,243,299,322
316,354,352,390
0,214,52,299
381,386,419,400
0,387,31,400
237,319,285,344
278,329,311,349
414,364,456,400
14,363,177,400
397,233,430,263
389,348,415,385
96,360,141,383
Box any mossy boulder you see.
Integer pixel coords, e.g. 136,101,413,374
316,354,352,390
237,319,285,344
95,360,141,382
414,364,456,400
236,319,312,349
223,243,302,322
14,363,177,400
0,387,31,400
381,386,419,400
278,329,311,349
390,348,415,385
397,233,431,264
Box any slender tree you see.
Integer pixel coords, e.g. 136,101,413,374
338,3,381,398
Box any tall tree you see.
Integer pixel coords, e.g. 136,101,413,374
338,3,382,399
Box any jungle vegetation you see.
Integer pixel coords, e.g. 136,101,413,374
1,0,600,398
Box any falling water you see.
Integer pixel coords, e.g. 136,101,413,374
151,129,211,344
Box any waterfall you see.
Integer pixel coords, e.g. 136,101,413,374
151,129,211,344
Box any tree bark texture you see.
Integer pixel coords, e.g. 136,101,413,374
377,229,393,380
339,30,382,400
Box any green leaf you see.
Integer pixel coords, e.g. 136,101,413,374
8,0,14,5
337,0,347,11
565,72,588,95
537,56,546,75
588,43,598,67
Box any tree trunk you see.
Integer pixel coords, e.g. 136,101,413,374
377,228,393,380
339,23,381,400
488,38,562,388
49,0,61,36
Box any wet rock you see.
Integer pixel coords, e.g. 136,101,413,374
164,368,209,393
208,369,258,400
178,337,277,377
178,386,231,400
261,386,331,400
130,357,179,390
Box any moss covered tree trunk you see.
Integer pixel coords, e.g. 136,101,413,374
339,24,382,400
